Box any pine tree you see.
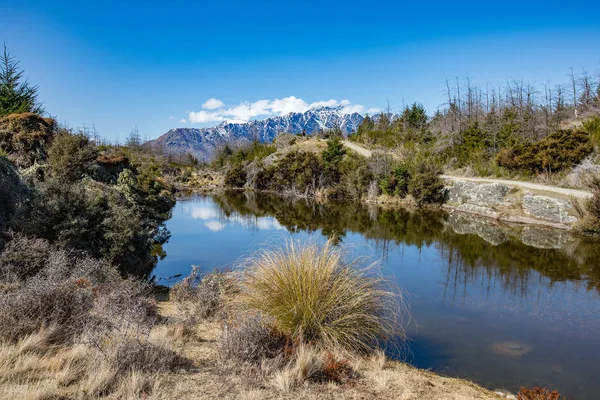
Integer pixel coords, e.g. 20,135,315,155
0,44,43,116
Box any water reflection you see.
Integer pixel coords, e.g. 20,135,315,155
205,191,600,294
156,192,600,399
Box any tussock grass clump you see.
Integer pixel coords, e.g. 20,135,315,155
238,240,405,356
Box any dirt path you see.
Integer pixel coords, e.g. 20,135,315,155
441,175,593,199
341,140,373,157
338,140,593,199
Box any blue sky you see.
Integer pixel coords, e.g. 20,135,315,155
1,0,599,141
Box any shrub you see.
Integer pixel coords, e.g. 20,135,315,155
456,122,488,165
238,240,403,355
219,312,287,364
322,351,354,383
578,176,600,235
517,387,565,400
337,155,373,200
0,157,28,245
0,113,55,167
379,163,411,197
0,234,53,280
0,275,95,341
583,116,600,147
496,129,593,175
224,164,247,187
171,266,234,321
268,151,324,195
47,130,98,182
0,240,152,343
408,170,445,206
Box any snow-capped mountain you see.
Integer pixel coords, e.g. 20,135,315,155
149,106,366,162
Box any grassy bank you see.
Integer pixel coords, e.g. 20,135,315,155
0,239,509,399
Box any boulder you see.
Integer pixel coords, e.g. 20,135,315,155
521,193,577,224
445,180,512,207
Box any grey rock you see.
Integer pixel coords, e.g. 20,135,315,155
446,181,512,207
521,193,577,224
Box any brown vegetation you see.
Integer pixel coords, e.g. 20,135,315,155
0,113,55,167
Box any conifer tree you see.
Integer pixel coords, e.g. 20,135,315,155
0,44,43,116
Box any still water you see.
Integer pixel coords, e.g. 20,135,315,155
155,192,600,399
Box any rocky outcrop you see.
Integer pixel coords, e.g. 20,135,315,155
521,193,577,224
444,179,580,228
446,181,512,206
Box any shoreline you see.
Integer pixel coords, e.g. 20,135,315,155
178,183,582,232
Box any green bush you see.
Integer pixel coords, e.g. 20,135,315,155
215,141,276,168
408,170,445,206
496,129,593,175
579,176,600,236
583,116,600,148
268,151,323,194
47,130,98,182
224,164,247,188
379,163,411,197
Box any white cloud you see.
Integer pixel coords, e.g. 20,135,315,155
256,217,286,231
188,110,225,123
179,118,187,123
187,97,376,125
168,115,175,120
205,221,226,232
341,104,365,114
269,96,309,115
202,98,225,110
190,207,218,220
366,108,382,115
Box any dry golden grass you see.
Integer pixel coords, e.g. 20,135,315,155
0,323,191,400
236,239,406,356
0,299,506,400
160,308,505,400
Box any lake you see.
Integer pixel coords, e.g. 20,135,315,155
154,192,600,399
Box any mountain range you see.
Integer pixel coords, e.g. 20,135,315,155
148,106,366,162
